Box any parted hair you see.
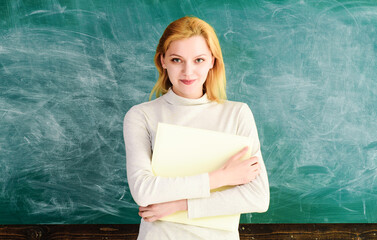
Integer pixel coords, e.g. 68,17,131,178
149,16,227,102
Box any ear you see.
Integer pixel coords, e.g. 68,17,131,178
160,54,166,69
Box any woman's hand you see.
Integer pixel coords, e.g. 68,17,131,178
139,199,187,222
209,147,260,189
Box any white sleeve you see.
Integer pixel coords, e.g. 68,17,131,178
123,106,210,207
187,103,270,218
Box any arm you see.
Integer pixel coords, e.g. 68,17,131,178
138,147,260,222
138,199,188,222
188,149,269,218
124,106,210,207
187,104,270,218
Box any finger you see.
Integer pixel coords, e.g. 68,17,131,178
244,158,258,166
139,206,147,211
144,216,158,222
252,166,260,172
248,156,259,163
139,211,154,218
252,168,261,177
139,205,152,211
246,165,260,178
231,147,249,161
139,210,152,217
249,159,259,166
250,163,260,171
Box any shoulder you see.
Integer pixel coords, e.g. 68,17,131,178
222,100,254,115
124,97,164,123
222,100,249,109
222,101,259,139
221,100,256,124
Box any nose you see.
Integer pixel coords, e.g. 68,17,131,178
182,62,194,77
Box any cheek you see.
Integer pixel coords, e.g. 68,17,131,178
197,65,212,77
166,66,180,78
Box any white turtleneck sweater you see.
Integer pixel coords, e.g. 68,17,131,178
123,88,269,240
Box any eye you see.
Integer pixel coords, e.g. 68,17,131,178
171,58,181,63
195,58,205,63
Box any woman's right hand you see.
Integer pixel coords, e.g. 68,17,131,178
209,147,260,189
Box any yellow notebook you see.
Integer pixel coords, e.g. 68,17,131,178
151,123,251,231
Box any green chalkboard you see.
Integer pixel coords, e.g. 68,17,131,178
1,0,376,224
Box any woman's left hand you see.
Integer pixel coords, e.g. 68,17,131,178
139,199,187,222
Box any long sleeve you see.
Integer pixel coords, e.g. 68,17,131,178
123,106,210,207
187,104,270,218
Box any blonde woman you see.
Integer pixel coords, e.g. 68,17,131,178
123,16,269,240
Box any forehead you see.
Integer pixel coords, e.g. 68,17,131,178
166,36,212,56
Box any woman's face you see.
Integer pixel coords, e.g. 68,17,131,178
161,36,214,99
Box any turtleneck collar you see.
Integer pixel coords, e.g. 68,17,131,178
162,88,211,106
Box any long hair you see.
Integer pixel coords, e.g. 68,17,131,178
149,16,226,102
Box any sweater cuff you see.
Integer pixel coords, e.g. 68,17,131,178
187,197,202,219
199,172,210,197
187,173,210,219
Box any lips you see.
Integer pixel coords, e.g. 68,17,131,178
181,79,196,85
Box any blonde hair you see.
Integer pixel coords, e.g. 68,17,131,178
149,16,226,102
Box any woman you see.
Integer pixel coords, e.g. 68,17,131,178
123,16,269,240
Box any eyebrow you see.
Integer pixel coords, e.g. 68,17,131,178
169,54,208,58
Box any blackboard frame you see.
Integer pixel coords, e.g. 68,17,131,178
1,224,377,239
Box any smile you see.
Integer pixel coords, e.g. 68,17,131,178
180,79,196,85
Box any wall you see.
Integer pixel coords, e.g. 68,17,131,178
0,0,376,224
